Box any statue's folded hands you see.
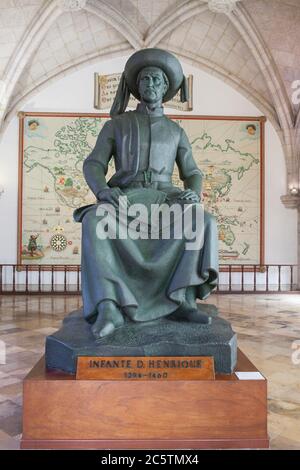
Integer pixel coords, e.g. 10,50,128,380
176,189,200,203
97,187,131,210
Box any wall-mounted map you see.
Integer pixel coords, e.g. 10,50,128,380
18,112,265,267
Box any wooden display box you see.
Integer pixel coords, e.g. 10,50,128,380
21,349,269,449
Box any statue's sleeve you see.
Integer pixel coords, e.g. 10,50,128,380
176,127,203,180
83,120,114,198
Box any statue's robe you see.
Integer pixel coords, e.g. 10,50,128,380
74,103,218,322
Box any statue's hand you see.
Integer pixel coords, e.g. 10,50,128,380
177,189,200,203
97,187,129,209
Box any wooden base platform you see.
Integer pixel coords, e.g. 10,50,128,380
21,349,269,449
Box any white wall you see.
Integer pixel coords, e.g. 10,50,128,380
0,54,297,269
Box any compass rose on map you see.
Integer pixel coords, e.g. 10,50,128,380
50,234,67,252
50,225,68,252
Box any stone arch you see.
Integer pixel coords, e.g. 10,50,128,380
0,0,60,125
0,0,297,189
164,44,278,124
3,43,279,141
143,1,296,186
0,0,143,131
144,0,208,48
1,45,133,134
230,3,297,186
85,0,143,49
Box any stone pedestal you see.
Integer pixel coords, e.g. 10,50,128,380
45,305,237,374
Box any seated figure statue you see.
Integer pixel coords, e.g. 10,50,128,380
74,48,219,339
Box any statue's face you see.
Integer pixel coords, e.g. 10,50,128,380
138,67,168,104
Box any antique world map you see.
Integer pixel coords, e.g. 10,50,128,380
19,114,263,266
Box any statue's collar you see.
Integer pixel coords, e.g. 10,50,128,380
136,102,164,117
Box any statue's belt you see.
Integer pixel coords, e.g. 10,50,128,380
132,170,172,184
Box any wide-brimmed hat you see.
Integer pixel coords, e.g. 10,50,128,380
110,48,188,116
124,48,184,102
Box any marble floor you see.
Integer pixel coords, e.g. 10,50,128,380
0,293,299,450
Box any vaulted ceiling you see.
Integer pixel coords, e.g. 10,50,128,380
0,0,300,198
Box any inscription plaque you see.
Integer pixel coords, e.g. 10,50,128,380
76,356,215,380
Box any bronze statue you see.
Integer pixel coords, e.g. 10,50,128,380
74,48,219,339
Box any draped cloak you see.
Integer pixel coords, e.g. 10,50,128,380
74,103,219,322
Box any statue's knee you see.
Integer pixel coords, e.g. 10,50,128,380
82,209,98,231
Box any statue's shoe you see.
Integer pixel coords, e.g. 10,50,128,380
169,302,212,325
92,302,125,339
